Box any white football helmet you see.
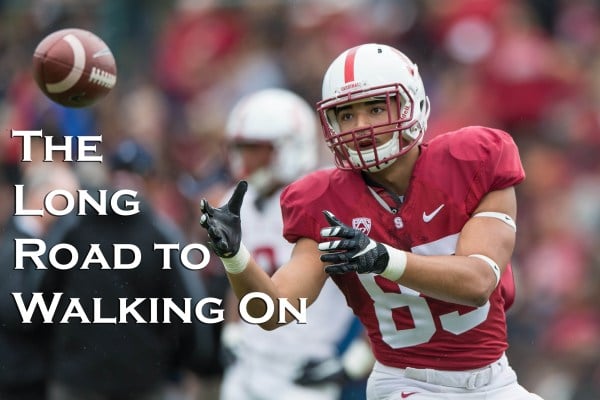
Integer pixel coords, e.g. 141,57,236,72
225,88,318,191
318,43,430,172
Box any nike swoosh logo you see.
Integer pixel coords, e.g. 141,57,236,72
401,392,418,398
422,204,444,223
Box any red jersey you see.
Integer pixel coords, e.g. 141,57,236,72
281,126,525,370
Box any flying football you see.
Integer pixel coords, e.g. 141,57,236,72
32,28,117,107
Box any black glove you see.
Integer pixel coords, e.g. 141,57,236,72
319,210,390,275
294,357,348,386
199,181,247,258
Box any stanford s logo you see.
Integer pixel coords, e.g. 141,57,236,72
352,217,372,234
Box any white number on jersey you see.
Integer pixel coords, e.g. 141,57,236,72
359,274,490,348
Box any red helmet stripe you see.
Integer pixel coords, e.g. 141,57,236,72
344,46,359,83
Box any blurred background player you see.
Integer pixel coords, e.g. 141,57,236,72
218,88,373,400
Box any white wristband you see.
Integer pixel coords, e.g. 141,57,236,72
221,243,251,274
468,254,501,287
379,244,407,281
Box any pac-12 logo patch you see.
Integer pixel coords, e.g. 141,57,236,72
352,217,372,234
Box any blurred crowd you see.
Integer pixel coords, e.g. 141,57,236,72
1,0,599,399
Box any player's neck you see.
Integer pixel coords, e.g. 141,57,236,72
366,145,420,196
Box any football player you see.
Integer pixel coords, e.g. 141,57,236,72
200,44,543,399
218,88,373,400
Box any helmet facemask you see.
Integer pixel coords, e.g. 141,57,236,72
318,84,428,172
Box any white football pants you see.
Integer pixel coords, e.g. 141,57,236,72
366,354,544,399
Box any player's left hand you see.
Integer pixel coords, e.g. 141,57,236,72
318,210,390,275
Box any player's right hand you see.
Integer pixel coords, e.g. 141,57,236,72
319,210,390,275
199,180,247,258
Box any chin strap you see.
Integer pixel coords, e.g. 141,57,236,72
348,131,400,171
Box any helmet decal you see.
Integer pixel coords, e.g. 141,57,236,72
343,46,359,83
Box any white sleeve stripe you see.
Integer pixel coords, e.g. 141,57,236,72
472,211,516,232
468,254,501,287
